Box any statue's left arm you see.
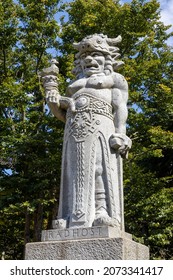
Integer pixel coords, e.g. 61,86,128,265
110,73,132,158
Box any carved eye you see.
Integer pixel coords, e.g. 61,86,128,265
80,53,87,59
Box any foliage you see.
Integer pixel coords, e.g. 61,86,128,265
0,0,63,259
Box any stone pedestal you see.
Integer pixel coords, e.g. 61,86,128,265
25,226,149,260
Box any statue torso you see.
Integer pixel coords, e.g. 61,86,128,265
67,74,115,104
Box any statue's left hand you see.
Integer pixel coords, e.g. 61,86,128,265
109,133,132,159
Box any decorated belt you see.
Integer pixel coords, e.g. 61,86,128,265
67,93,113,120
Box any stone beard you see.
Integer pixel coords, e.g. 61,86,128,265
45,34,132,230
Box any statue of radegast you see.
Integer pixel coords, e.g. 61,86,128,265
41,34,132,231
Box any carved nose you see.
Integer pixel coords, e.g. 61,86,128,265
85,56,93,63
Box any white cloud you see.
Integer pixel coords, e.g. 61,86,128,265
159,0,173,28
158,0,173,45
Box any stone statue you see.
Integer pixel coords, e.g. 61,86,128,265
26,35,149,261
40,34,132,231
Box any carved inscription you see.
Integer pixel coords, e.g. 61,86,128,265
42,226,105,242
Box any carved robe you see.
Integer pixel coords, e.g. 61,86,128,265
57,76,124,229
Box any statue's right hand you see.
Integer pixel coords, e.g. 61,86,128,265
46,89,60,105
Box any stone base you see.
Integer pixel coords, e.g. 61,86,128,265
25,227,149,260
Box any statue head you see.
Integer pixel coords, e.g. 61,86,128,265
72,34,124,78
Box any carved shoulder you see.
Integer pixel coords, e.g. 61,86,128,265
112,72,128,91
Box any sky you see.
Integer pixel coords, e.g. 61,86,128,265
159,0,173,31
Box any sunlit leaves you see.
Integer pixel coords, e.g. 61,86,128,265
0,0,62,259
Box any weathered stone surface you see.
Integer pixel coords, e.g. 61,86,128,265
29,34,150,261
25,237,149,260
40,34,132,230
41,226,132,242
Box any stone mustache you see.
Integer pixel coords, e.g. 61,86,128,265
40,34,132,230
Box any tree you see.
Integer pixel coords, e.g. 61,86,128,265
0,0,63,259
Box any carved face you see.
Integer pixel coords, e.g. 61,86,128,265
80,51,105,77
